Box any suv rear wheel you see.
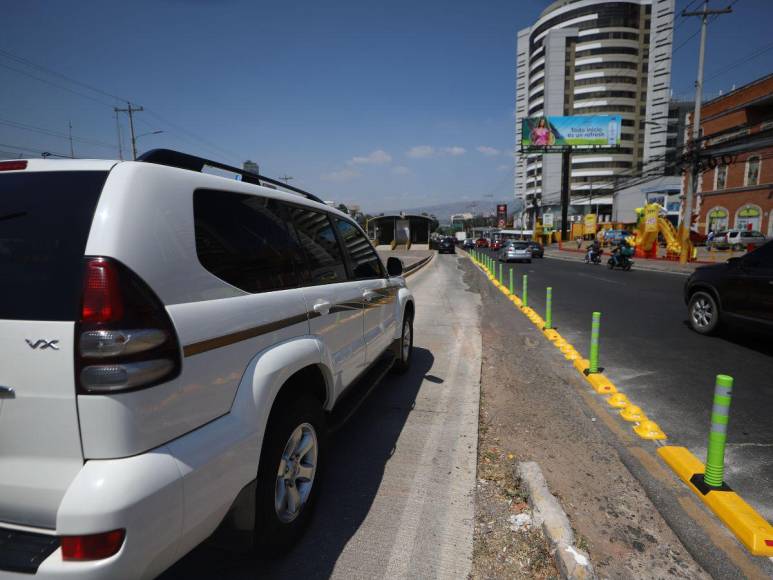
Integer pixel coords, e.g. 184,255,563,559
253,392,327,555
688,291,720,335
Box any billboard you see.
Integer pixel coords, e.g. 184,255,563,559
583,213,597,235
497,204,507,228
521,115,622,150
542,213,554,229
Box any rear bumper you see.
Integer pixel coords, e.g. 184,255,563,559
1,449,184,580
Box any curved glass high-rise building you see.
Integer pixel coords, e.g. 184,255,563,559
515,0,675,227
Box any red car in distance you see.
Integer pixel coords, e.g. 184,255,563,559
475,238,489,248
490,239,503,251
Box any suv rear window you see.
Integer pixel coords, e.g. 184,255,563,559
0,171,107,321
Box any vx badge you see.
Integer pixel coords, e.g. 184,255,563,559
25,339,60,351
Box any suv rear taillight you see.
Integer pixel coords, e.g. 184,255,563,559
75,257,181,394
61,529,125,561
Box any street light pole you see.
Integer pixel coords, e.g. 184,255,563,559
680,0,732,263
114,102,144,160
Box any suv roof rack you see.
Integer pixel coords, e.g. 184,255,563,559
137,149,326,205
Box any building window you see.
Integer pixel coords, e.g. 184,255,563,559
745,156,760,186
706,207,728,234
735,204,762,231
714,164,727,190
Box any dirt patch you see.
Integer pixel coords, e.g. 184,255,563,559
471,387,558,579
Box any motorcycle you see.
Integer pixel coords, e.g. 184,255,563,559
607,252,633,271
584,247,602,264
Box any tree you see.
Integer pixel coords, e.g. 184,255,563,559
336,203,349,215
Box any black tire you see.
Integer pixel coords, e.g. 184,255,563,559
688,290,720,335
252,392,327,556
607,259,614,269
624,263,632,271
733,243,743,251
391,312,414,374
527,259,532,263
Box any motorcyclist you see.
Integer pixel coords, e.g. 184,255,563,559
586,239,601,263
612,240,632,267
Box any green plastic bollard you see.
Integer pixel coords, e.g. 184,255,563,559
545,287,552,330
522,274,528,307
704,374,734,487
499,263,503,284
588,312,601,373
509,268,514,295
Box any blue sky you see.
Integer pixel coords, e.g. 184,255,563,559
1,0,771,212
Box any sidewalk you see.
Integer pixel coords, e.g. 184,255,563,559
544,245,702,275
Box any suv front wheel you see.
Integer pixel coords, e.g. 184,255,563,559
391,313,414,374
688,290,720,335
253,392,327,555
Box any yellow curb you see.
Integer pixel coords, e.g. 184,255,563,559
511,296,523,307
553,338,568,348
543,329,560,341
563,349,580,361
620,405,647,422
530,316,545,328
573,357,589,374
633,419,667,440
606,393,630,408
585,372,617,394
658,446,773,556
502,288,511,296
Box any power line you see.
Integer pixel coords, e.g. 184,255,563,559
0,118,117,150
0,48,247,165
0,62,118,108
0,48,127,103
0,142,73,159
704,40,773,82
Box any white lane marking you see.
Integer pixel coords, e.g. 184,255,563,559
576,272,625,285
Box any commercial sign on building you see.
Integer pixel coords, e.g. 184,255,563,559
583,213,597,235
521,115,622,150
497,204,507,228
542,213,554,229
645,205,659,233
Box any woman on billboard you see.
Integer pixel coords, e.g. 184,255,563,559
530,117,556,147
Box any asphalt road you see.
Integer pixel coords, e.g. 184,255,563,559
163,255,481,579
477,248,773,523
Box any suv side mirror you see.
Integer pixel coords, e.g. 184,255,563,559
387,256,404,276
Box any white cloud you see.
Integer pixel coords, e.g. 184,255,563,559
407,145,435,158
321,167,359,182
442,146,466,156
477,145,500,156
392,165,410,175
348,149,392,165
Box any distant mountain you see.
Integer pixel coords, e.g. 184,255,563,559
380,198,523,223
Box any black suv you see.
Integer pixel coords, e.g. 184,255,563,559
684,240,773,334
438,237,456,254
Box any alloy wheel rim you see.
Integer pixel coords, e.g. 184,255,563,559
402,321,412,361
275,423,318,523
692,297,713,328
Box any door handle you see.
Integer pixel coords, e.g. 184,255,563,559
0,386,15,399
312,300,331,315
362,290,380,303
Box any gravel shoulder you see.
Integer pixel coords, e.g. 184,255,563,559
462,257,709,579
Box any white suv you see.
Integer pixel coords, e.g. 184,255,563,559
0,150,415,579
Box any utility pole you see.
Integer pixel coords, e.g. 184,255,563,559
114,102,144,160
278,174,294,185
68,121,75,158
115,111,124,161
680,0,732,263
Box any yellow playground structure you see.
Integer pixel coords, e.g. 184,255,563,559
633,203,689,259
